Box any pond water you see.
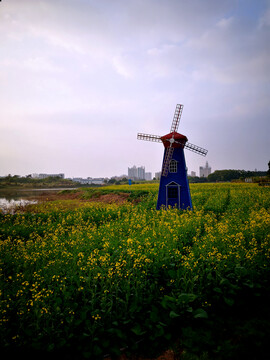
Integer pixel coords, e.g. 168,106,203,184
0,198,38,214
0,188,76,214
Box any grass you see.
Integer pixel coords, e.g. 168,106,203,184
0,183,269,359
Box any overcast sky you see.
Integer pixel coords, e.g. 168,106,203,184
0,0,269,178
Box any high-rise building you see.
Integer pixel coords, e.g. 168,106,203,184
155,171,161,180
128,165,138,180
128,165,145,180
145,172,152,181
199,161,211,178
137,166,145,180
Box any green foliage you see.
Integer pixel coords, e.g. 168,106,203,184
0,175,76,189
188,176,208,183
0,183,269,359
208,169,267,182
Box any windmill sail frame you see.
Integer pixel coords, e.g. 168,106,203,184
170,104,183,133
137,133,162,142
162,147,174,177
137,103,208,178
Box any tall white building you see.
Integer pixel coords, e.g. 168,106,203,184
128,165,145,180
137,166,145,180
145,172,152,181
155,171,161,180
199,161,211,178
128,166,137,179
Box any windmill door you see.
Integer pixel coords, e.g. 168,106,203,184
166,182,180,208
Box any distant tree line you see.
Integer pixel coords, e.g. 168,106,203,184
1,162,269,187
0,175,76,188
188,176,208,183
207,169,267,182
187,168,268,183
106,177,129,185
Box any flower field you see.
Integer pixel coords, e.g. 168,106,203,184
0,183,270,359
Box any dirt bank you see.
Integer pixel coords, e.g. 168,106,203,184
33,190,131,205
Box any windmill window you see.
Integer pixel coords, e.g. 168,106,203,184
168,187,178,198
169,160,177,173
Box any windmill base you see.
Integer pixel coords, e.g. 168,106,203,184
156,147,193,210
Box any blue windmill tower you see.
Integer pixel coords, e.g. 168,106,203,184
138,104,208,210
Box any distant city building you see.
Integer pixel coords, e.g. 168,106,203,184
128,165,145,180
91,178,105,185
72,177,91,184
32,173,64,179
72,177,104,185
155,171,161,180
137,166,145,180
128,166,137,180
145,172,152,181
191,171,196,177
199,161,211,178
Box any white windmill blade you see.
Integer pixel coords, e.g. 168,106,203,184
161,147,174,177
170,104,184,133
184,142,208,156
137,133,162,142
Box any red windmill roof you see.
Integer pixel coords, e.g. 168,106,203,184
160,131,188,148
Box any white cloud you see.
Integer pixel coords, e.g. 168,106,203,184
217,16,234,29
259,5,270,27
112,56,134,78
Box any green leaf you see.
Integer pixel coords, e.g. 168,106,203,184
159,321,167,327
178,293,197,304
213,287,222,293
220,278,230,286
108,327,126,339
169,310,180,318
207,273,213,280
193,308,208,319
165,295,176,302
243,281,254,289
161,295,176,309
48,343,55,351
55,297,62,305
235,266,247,276
131,324,146,336
150,307,159,323
168,269,176,278
224,297,234,306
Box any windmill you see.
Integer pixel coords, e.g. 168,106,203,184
138,104,208,210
